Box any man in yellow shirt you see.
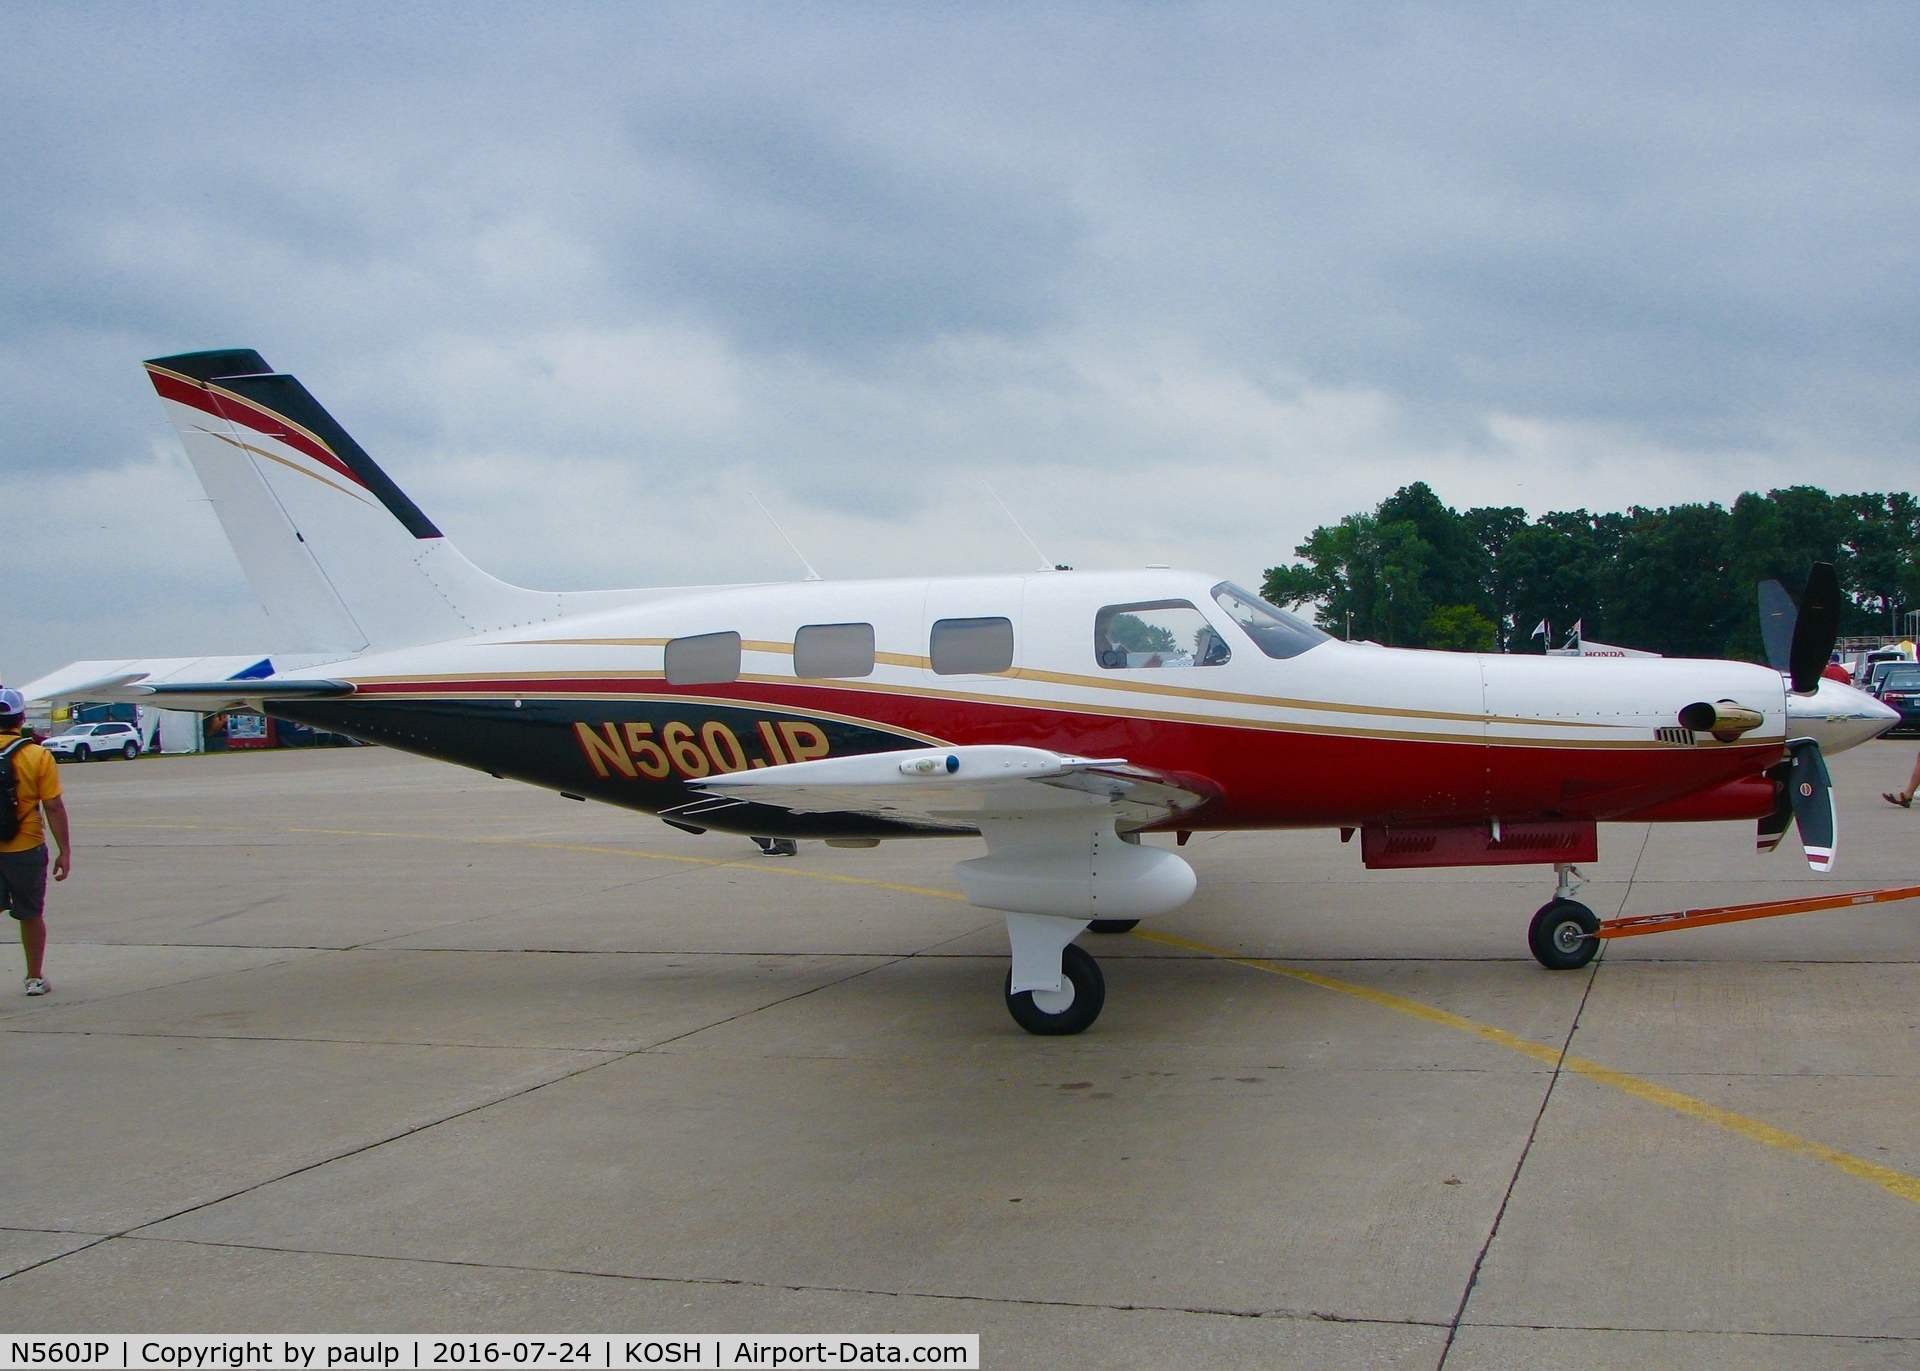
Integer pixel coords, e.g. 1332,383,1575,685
0,689,71,995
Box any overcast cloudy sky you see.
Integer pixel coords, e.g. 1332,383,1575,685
3,3,1917,683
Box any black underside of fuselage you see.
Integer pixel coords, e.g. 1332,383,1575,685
271,697,964,840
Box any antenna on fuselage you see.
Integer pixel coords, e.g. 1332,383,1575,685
982,481,1057,573
748,489,823,582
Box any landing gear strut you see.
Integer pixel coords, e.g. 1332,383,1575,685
1529,862,1599,970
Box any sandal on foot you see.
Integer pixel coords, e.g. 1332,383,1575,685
1884,792,1913,808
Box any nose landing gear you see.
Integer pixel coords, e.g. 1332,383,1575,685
1529,862,1599,970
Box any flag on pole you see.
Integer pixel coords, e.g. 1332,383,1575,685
1570,619,1584,641
1531,619,1548,639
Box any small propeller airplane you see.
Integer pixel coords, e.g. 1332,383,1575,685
22,350,1901,1034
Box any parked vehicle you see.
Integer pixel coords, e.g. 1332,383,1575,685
1875,664,1920,736
1866,659,1918,696
42,720,143,761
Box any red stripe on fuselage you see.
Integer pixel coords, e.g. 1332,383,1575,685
347,676,1780,828
147,368,368,492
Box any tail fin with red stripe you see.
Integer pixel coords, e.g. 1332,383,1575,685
146,349,563,653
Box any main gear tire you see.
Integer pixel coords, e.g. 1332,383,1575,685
1004,943,1106,1036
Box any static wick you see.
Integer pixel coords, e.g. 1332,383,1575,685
748,489,823,582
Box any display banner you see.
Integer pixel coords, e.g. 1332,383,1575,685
0,1339,978,1371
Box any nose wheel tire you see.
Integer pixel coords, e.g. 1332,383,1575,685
1004,942,1106,1035
1087,919,1139,934
1529,899,1600,970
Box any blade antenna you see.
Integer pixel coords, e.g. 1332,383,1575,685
748,489,822,582
983,481,1055,573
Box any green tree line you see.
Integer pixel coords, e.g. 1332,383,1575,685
1261,483,1920,657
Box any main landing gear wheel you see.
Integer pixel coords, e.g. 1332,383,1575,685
1529,899,1600,970
1086,919,1139,934
1004,942,1106,1036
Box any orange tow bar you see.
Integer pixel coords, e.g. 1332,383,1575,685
1598,884,1920,940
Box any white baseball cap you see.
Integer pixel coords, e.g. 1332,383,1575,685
0,689,26,715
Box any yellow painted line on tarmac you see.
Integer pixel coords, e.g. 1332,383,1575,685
1133,926,1920,1209
92,822,969,904
92,821,1920,1203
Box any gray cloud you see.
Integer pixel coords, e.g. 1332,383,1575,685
3,3,1918,682
621,100,1081,353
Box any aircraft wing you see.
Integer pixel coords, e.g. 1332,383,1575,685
690,745,1216,831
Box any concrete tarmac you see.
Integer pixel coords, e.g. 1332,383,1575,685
3,740,1919,1368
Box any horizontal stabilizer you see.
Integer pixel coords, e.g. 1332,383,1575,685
124,680,355,711
19,655,353,710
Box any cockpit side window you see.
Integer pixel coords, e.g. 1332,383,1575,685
1210,582,1331,660
1094,600,1230,669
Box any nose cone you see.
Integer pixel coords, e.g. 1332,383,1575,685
1787,677,1900,754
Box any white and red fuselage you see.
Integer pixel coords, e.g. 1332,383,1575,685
255,568,1880,851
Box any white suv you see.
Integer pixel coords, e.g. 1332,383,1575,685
42,721,144,762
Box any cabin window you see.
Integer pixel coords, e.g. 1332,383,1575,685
794,622,875,679
664,631,741,685
1095,600,1229,669
930,616,1015,675
1211,582,1331,660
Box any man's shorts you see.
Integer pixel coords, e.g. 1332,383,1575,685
0,845,48,921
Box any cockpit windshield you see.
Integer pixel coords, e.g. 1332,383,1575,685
1210,582,1332,660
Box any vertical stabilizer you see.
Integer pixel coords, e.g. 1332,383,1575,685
146,350,563,652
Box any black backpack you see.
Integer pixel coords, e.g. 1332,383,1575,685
0,737,33,844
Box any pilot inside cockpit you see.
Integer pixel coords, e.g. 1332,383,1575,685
1096,601,1232,669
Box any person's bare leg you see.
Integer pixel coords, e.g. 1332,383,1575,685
19,916,45,980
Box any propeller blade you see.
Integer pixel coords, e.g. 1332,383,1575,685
1789,562,1842,695
1787,740,1836,872
1756,761,1792,854
1758,579,1796,675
